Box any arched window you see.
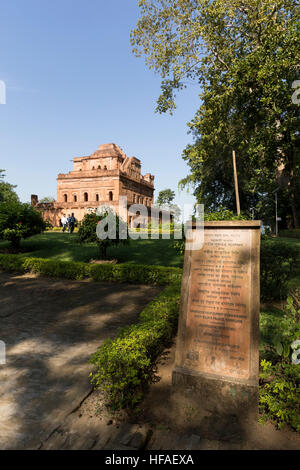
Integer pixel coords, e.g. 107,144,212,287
109,191,113,201
97,165,101,170
96,194,99,202
104,165,107,170
74,195,77,202
92,166,95,170
84,192,88,202
64,194,68,203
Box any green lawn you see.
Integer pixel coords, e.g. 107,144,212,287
1,233,300,279
0,231,184,268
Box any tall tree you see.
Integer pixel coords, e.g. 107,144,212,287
131,0,300,227
156,188,176,206
0,170,19,204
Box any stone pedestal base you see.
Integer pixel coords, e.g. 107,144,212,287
172,367,258,422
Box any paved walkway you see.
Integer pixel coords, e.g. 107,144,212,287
0,272,160,450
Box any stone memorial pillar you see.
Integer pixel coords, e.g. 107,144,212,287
173,221,261,420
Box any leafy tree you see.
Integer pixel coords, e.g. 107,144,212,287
169,203,182,223
0,170,19,203
131,0,300,227
0,201,46,250
39,196,55,203
156,188,175,206
78,211,129,259
156,188,182,223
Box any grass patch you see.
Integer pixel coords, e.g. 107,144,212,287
0,232,184,267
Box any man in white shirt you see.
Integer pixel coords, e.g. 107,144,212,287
61,215,68,232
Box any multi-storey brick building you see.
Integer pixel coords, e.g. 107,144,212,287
32,143,156,227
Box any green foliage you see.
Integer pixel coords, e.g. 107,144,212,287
260,239,299,300
156,189,175,206
0,201,46,249
154,189,181,223
44,219,53,230
90,262,181,285
89,281,181,410
131,1,300,227
78,211,129,259
0,170,19,204
0,253,182,285
259,292,300,431
260,291,300,361
172,209,248,256
172,240,185,256
39,196,55,203
259,360,300,431
203,208,248,221
0,254,88,279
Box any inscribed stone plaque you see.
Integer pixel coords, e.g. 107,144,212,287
173,221,261,418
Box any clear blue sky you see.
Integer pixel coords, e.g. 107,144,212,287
0,0,200,211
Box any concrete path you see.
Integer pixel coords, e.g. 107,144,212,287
0,272,160,449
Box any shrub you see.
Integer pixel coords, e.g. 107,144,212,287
260,240,299,300
203,208,248,221
259,360,300,431
0,255,90,280
78,210,129,259
259,291,300,431
0,201,46,249
90,263,181,285
0,254,182,285
89,281,181,410
0,254,26,273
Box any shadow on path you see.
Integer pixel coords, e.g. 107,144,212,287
0,272,160,449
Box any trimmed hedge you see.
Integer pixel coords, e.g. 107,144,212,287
0,237,298,300
0,254,88,280
0,254,182,285
89,281,181,409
